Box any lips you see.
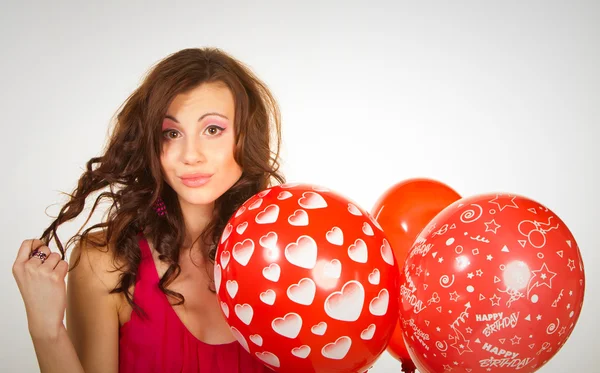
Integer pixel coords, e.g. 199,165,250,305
180,172,212,179
179,173,213,187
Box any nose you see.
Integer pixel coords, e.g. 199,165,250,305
182,137,206,165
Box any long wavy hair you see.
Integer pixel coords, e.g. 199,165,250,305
40,47,285,314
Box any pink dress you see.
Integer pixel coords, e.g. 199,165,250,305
118,235,270,373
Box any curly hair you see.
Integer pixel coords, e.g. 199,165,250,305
40,47,285,314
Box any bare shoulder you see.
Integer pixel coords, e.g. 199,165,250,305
66,230,124,372
68,230,125,293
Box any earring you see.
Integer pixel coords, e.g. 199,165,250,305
152,197,167,217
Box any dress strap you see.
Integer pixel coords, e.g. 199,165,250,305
133,234,161,295
137,233,153,261
123,234,165,324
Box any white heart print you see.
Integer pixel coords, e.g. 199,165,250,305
292,345,311,359
214,264,222,293
311,322,327,335
360,324,376,340
249,334,263,346
348,239,368,263
235,303,254,325
230,326,249,353
277,191,293,200
298,191,328,209
220,251,230,269
260,289,276,305
220,301,229,318
259,231,278,249
285,235,318,269
232,238,255,266
257,188,271,197
324,259,342,279
272,312,303,339
312,185,330,192
235,206,246,218
324,280,365,322
248,198,263,210
348,203,362,216
368,269,380,285
321,336,352,360
255,351,280,368
236,222,248,235
326,227,344,246
369,289,389,316
287,278,316,306
221,223,233,244
288,209,309,226
380,239,395,266
255,204,279,224
262,263,281,282
226,280,238,299
362,222,374,236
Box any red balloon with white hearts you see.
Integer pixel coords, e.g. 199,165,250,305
215,183,400,372
398,193,585,373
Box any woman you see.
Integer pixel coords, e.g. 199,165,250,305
12,47,284,372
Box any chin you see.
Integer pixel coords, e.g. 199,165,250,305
179,190,221,206
178,181,240,206
169,175,241,208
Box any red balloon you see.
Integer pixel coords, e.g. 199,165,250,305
386,319,417,373
371,178,461,267
371,178,461,366
215,183,400,372
399,193,585,373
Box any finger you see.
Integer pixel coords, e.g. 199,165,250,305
40,252,62,272
27,245,51,268
54,260,69,279
15,239,45,264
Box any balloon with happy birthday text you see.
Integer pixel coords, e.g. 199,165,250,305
398,193,585,373
215,183,400,373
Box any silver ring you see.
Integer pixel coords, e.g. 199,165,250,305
30,249,48,263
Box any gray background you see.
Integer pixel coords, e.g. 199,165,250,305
1,0,598,371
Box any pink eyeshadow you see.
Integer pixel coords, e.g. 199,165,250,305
162,119,176,131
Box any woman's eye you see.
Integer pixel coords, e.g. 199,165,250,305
206,125,225,136
162,130,180,139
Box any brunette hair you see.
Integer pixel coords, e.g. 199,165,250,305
40,47,285,311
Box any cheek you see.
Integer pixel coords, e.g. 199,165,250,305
216,152,242,181
161,140,181,158
160,146,177,173
230,161,243,178
212,140,239,168
224,149,242,172
159,150,167,168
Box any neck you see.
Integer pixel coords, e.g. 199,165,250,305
178,199,214,248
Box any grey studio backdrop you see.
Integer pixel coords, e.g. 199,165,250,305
1,1,598,372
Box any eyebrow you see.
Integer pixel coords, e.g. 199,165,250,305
164,112,229,123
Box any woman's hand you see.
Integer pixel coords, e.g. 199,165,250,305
12,239,69,341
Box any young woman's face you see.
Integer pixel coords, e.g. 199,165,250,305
160,82,242,207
